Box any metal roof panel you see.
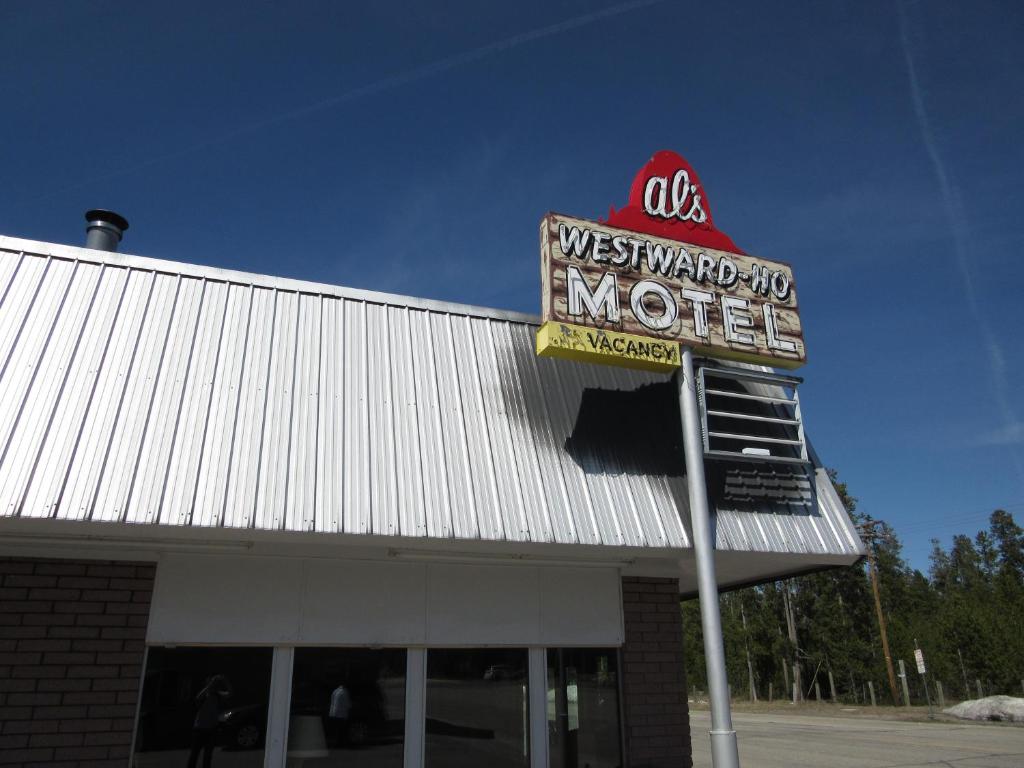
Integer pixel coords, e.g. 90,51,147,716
0,237,861,558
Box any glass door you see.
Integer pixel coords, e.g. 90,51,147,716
286,648,407,767
546,648,622,768
423,648,530,768
133,646,274,768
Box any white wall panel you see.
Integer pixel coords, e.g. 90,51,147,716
425,563,539,645
284,293,321,532
341,300,369,535
388,306,426,539
158,280,228,526
20,266,128,519
314,296,343,534
0,253,46,377
366,303,398,536
0,258,75,471
148,554,305,644
254,291,298,531
538,567,624,645
60,269,154,520
191,283,252,527
299,559,427,645
0,260,98,517
92,273,179,522
130,276,205,524
147,554,624,646
223,286,276,529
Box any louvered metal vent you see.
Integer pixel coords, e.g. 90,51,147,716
696,366,809,466
721,465,815,510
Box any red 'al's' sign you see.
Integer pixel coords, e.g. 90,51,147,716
538,151,805,370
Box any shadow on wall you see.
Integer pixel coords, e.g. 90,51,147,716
564,381,685,477
564,378,820,521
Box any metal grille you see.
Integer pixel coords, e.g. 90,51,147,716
697,365,808,465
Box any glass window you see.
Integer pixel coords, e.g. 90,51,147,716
547,648,622,768
133,646,273,768
425,648,529,768
288,647,406,767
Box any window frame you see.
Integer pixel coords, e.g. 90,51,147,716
133,644,621,768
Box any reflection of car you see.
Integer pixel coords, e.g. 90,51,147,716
483,664,520,681
219,702,268,750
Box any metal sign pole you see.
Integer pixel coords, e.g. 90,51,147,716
677,346,740,768
914,640,934,719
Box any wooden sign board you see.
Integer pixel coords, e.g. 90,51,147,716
538,212,805,370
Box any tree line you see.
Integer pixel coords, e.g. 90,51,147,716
681,471,1024,705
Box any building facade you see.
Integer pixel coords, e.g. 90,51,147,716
0,233,863,767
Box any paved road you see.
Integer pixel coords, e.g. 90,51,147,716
689,710,1024,768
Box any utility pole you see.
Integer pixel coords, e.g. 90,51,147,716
957,648,970,700
781,581,801,702
858,521,900,705
740,603,757,702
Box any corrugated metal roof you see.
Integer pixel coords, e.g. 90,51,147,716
0,235,861,557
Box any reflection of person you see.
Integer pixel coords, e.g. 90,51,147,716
188,674,232,768
327,684,351,746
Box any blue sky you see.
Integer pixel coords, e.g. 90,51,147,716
3,0,1022,570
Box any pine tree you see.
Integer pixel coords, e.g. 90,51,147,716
680,471,1024,704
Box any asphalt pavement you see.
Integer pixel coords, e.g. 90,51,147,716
689,709,1024,768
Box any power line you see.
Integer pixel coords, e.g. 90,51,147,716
873,501,1024,537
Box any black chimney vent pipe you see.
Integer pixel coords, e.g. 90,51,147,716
84,209,129,252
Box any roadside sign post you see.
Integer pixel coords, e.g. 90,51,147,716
898,659,911,708
536,150,814,768
678,345,740,768
914,641,934,719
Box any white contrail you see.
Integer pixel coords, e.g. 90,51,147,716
31,0,665,200
897,1,1023,483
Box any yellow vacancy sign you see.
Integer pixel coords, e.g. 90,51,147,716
536,320,680,373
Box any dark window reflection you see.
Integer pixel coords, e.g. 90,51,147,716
425,648,529,768
288,648,406,767
547,648,622,768
134,646,272,768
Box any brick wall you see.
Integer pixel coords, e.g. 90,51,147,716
621,576,691,768
0,558,155,767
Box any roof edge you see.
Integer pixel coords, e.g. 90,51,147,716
0,233,542,326
679,555,865,599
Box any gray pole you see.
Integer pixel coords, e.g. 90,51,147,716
920,672,933,718
957,648,969,699
898,660,911,707
868,680,876,707
677,348,740,768
915,639,934,719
